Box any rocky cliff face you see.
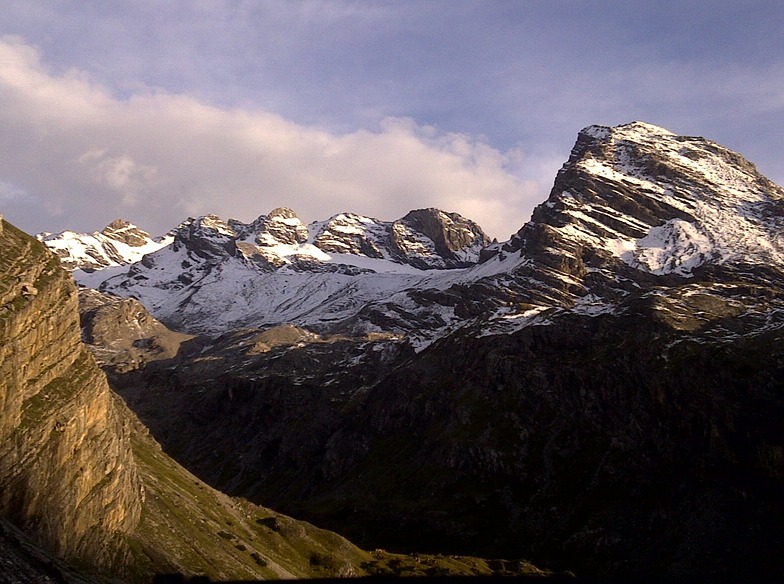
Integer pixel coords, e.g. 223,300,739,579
391,208,489,268
0,219,142,568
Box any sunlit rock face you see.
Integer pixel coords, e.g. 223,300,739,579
0,218,142,567
388,208,490,269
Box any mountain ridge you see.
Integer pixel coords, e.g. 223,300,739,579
48,206,497,341
63,121,784,581
43,122,784,345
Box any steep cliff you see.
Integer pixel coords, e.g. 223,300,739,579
0,218,142,568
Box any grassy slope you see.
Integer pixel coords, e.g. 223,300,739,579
123,404,362,581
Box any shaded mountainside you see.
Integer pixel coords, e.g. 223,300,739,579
1,216,550,582
315,306,784,578
123,398,548,581
0,518,100,584
100,283,784,580
83,123,784,581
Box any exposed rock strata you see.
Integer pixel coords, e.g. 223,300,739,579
0,219,142,568
391,208,489,267
100,219,154,247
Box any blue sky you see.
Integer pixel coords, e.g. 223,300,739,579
1,1,783,239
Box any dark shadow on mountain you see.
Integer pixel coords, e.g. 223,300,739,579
104,300,784,582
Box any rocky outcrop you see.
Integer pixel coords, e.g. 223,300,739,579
79,288,194,374
312,213,388,258
324,301,784,577
391,208,490,268
0,219,142,568
100,219,155,247
258,207,310,245
170,215,238,260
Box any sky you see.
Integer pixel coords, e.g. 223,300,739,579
1,1,783,241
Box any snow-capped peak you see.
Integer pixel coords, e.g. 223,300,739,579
520,120,784,281
583,121,677,140
39,123,784,345
37,219,171,271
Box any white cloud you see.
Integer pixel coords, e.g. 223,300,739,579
0,36,544,239
78,149,158,207
0,180,31,203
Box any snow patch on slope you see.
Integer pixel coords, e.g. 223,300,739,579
38,225,171,271
616,219,714,276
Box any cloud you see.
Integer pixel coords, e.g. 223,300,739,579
78,149,158,206
0,36,544,239
0,180,31,203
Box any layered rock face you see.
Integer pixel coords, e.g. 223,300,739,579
496,122,784,300
0,219,142,567
391,208,489,268
101,219,157,247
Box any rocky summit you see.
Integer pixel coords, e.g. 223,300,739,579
25,121,784,581
37,219,171,272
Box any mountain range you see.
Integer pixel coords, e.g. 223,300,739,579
0,219,544,583
4,121,783,581
42,122,784,346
